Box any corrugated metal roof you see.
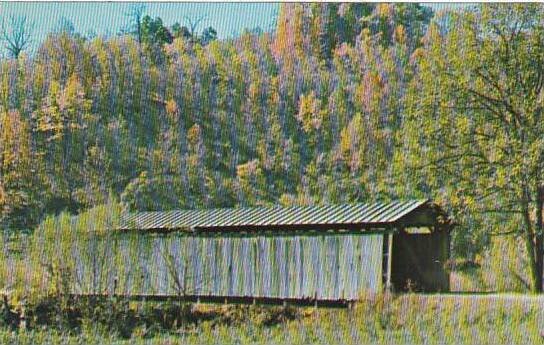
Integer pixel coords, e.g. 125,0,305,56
119,199,430,232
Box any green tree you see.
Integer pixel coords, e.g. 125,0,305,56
141,15,173,46
361,3,433,48
171,22,191,40
404,4,544,292
200,27,217,45
236,159,266,206
125,4,146,45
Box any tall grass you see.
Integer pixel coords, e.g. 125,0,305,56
450,235,531,293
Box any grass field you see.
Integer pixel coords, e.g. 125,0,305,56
1,293,543,345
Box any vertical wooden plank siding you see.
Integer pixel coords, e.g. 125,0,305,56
73,233,384,301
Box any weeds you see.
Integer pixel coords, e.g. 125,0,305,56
0,294,543,345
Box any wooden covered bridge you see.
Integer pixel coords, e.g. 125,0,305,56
74,200,453,305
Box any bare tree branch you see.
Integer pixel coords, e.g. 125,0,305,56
125,4,146,45
0,15,34,58
184,15,207,42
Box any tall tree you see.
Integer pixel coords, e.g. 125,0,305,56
184,15,206,43
126,4,146,45
404,4,544,291
171,22,191,40
0,15,34,58
141,15,173,46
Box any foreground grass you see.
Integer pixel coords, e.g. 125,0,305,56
1,294,543,345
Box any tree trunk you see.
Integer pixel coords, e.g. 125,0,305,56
535,186,544,292
523,227,540,292
534,231,544,292
522,196,542,293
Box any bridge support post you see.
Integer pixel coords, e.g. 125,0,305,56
385,231,394,293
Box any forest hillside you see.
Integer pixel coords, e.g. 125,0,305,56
1,3,543,283
0,4,433,229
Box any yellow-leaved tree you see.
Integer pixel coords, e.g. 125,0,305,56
0,109,40,228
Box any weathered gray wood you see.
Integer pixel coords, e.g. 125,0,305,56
72,233,384,301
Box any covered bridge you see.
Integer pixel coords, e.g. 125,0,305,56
74,199,453,304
